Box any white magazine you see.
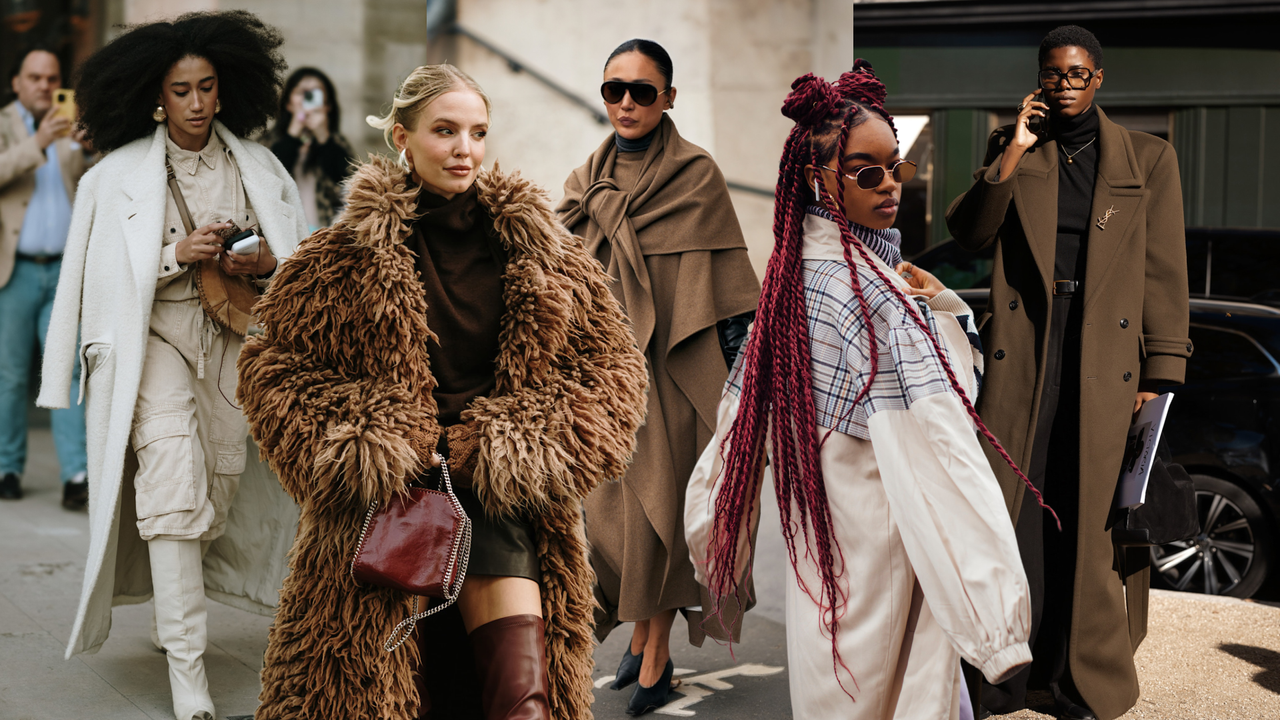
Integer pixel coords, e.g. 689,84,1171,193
1115,393,1175,510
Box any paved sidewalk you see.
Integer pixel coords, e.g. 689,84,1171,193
0,429,793,720
4,428,1279,718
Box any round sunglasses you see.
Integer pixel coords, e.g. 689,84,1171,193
600,81,670,107
818,159,917,189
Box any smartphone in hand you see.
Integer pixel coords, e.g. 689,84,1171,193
52,89,77,138
301,88,325,111
1027,89,1045,135
227,228,260,255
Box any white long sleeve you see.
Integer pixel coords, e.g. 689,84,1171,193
869,392,1031,684
685,387,759,591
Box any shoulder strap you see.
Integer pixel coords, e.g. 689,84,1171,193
166,159,196,236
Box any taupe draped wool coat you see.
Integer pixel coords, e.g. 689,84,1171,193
558,115,760,644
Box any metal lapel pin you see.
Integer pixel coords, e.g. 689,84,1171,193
1096,205,1118,230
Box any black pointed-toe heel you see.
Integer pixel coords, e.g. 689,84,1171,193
610,645,644,690
1054,698,1098,720
626,658,675,716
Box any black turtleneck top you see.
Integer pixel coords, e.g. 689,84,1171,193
615,125,658,153
403,185,508,426
1051,104,1100,284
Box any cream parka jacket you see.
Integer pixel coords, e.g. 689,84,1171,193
37,121,308,658
686,215,1030,719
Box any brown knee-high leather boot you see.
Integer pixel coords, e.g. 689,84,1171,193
469,614,551,720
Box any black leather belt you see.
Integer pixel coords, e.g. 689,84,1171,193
1053,280,1080,296
15,252,62,265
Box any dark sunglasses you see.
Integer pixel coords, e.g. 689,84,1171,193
818,160,917,189
600,81,670,107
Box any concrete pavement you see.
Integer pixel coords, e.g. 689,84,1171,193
6,427,1278,719
0,429,794,719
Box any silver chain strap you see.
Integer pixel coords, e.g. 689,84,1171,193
348,459,472,652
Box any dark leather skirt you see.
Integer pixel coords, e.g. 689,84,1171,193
453,487,540,581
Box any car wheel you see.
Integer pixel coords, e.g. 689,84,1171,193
1149,474,1274,598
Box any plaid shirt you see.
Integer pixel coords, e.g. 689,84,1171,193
728,215,964,441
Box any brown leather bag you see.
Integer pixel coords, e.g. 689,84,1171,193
350,460,472,651
166,160,259,336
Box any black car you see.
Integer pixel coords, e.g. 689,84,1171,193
930,279,1280,598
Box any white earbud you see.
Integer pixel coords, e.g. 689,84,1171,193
814,177,821,202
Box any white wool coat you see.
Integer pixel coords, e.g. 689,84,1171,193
37,122,308,658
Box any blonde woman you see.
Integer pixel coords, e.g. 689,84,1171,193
240,64,647,720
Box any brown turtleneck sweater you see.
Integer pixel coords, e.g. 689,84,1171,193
403,185,507,480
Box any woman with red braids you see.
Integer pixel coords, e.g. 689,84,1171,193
685,61,1035,719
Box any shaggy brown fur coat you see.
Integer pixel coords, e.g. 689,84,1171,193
238,155,648,720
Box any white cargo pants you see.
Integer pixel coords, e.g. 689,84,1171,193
131,298,247,542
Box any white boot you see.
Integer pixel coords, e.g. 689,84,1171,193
150,602,164,652
148,538,216,720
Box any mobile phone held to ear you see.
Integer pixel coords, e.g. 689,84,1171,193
228,228,260,256
1027,89,1046,135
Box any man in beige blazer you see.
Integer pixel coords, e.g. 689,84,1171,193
0,47,91,508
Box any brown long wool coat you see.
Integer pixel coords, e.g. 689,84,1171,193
946,108,1192,720
238,156,648,720
557,116,760,645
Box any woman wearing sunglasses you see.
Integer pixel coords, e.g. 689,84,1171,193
946,25,1190,720
684,61,1033,719
557,38,760,715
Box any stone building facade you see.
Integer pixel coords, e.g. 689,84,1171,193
6,0,855,272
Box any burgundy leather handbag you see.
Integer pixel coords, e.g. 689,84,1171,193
350,460,472,651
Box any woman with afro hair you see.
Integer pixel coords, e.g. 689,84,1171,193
684,61,1035,719
37,11,307,720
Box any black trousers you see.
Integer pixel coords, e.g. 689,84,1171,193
983,293,1091,713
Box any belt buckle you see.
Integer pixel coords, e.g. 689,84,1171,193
1053,280,1077,296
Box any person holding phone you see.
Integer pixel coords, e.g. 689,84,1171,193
0,46,94,509
268,67,354,232
946,25,1191,720
36,12,306,720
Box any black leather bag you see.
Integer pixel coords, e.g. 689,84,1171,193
1111,443,1200,547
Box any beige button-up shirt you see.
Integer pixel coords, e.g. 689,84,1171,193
155,130,259,301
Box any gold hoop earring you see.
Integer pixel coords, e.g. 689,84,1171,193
215,99,222,114
153,105,167,123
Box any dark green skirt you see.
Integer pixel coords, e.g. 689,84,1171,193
453,487,540,581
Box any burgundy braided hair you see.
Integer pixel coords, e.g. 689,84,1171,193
705,60,1057,701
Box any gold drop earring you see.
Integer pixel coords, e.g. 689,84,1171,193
153,105,167,122
215,99,222,114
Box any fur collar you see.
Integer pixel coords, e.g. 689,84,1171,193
337,154,574,264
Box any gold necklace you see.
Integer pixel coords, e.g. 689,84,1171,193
1059,137,1096,165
